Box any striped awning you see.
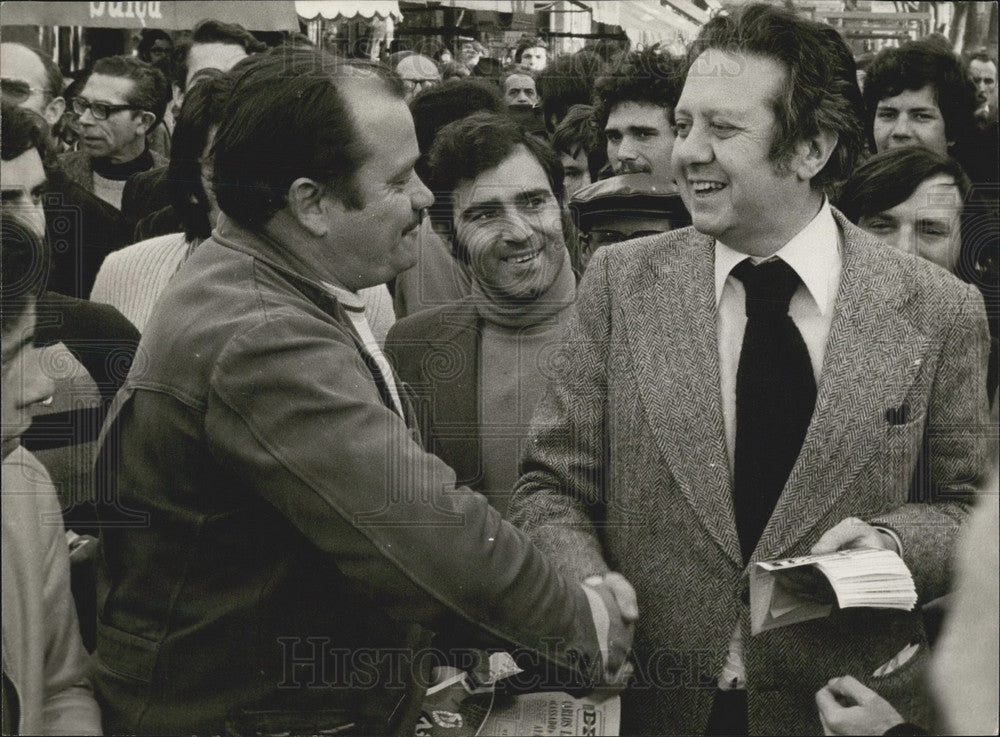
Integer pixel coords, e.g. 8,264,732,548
295,1,402,21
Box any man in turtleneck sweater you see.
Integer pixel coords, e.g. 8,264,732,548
386,112,576,517
58,55,169,210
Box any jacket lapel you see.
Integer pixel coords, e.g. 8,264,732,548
620,231,742,564
423,304,481,487
754,213,931,561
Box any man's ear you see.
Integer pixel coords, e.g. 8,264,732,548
286,177,330,236
792,129,838,181
136,110,157,135
42,96,65,128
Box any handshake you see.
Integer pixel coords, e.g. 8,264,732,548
580,572,638,696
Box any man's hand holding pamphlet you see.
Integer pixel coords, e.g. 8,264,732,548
750,549,918,635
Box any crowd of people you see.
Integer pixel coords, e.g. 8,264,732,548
1,6,997,736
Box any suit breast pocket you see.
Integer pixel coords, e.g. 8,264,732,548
872,406,928,497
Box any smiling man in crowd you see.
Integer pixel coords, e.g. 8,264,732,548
58,55,169,210
92,51,633,736
595,48,686,178
508,5,991,735
386,112,578,519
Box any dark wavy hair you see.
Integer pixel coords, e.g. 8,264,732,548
536,50,606,133
409,77,504,181
212,49,403,228
166,69,232,242
836,147,970,224
514,36,546,64
426,112,565,262
837,147,988,287
1,212,50,334
593,48,686,133
688,3,868,191
863,37,979,152
91,55,170,125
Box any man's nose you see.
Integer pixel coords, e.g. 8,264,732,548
411,175,434,212
885,226,915,257
501,212,533,242
673,122,712,168
76,107,97,125
617,135,639,161
891,115,913,139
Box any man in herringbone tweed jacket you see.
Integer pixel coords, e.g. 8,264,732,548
508,5,992,735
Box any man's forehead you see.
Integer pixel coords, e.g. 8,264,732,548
187,42,247,84
455,147,551,208
877,85,939,108
678,48,785,108
506,74,534,88
971,59,997,77
343,85,419,168
606,101,670,128
0,44,46,87
397,55,439,79
916,177,962,204
0,148,46,189
82,73,135,103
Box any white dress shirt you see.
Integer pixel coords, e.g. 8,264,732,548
713,198,842,689
322,282,405,418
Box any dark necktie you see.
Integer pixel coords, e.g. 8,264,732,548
732,258,817,563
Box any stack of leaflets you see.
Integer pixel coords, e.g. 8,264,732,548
750,548,917,635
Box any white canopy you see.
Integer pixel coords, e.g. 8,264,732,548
295,1,402,22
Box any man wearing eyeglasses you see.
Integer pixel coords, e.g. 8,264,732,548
58,55,169,210
0,42,66,130
1,47,131,297
394,53,441,103
569,173,691,273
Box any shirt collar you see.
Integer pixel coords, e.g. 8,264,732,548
320,281,365,312
714,198,839,314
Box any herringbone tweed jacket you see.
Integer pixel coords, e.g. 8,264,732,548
508,208,992,736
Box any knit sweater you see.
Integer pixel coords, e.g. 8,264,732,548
90,233,190,332
90,233,397,342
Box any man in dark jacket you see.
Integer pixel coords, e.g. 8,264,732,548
93,50,633,736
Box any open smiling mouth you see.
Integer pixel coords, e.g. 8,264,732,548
691,181,727,194
500,249,541,265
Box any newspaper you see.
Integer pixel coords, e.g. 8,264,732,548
481,692,620,736
416,653,620,737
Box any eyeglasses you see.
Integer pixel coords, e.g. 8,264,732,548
72,96,142,120
1,78,47,103
402,77,439,93
402,78,439,93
